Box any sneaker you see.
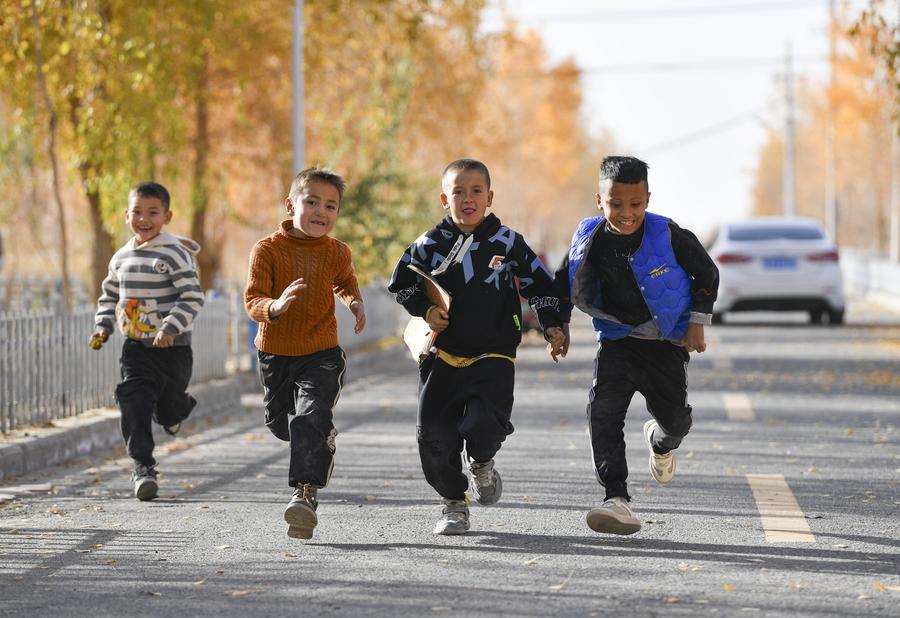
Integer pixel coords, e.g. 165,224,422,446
433,496,470,535
163,422,181,436
643,420,675,484
132,465,158,501
467,458,502,506
586,497,641,535
284,485,318,540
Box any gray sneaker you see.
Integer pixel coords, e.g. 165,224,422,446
433,497,470,535
132,465,158,501
284,485,318,540
586,497,641,535
467,458,502,506
643,420,675,484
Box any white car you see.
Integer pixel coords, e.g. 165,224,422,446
709,217,845,324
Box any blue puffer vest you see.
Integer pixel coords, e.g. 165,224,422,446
568,212,691,342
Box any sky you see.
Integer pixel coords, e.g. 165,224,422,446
481,0,871,239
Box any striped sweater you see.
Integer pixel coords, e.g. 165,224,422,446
94,232,205,346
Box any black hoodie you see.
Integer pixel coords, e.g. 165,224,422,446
388,213,562,358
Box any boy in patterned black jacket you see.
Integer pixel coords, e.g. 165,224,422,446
388,159,566,535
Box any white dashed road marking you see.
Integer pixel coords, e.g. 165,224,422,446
746,474,815,543
722,392,755,421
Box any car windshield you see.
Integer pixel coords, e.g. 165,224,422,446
728,225,823,241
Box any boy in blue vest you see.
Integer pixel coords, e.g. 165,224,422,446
550,156,718,535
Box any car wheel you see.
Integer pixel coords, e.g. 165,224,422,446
828,309,845,325
810,310,825,324
711,312,724,325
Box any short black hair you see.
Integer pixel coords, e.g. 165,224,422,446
442,158,491,189
129,181,171,211
599,156,649,191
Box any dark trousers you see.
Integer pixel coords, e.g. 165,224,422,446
115,340,195,469
587,337,693,501
417,355,515,501
257,347,346,488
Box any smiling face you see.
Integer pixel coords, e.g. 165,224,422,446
440,168,493,233
285,179,340,239
126,196,172,244
597,179,650,235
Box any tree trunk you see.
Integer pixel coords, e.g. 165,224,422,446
84,178,115,301
190,50,220,291
31,2,71,310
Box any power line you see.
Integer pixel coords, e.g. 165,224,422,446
638,109,763,155
491,0,868,22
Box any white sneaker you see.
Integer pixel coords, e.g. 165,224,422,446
586,497,641,535
433,497,470,535
643,420,675,484
467,458,502,506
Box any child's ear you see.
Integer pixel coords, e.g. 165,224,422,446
284,197,294,215
595,193,603,209
164,210,173,224
486,189,494,208
439,192,450,210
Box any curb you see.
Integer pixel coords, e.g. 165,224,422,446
0,342,406,481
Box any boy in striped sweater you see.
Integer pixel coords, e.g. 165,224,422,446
90,182,205,501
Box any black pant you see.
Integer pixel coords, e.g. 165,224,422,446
417,355,515,501
115,340,195,469
587,337,693,501
257,347,345,488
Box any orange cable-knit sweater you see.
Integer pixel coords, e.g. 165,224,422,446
244,220,362,356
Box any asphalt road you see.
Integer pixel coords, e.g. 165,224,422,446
1,298,898,617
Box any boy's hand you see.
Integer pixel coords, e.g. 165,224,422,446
88,329,109,350
153,331,175,348
350,299,366,333
425,305,449,332
679,323,707,353
269,277,307,318
545,324,570,363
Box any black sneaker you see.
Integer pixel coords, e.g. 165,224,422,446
284,485,318,540
467,457,502,506
132,465,158,501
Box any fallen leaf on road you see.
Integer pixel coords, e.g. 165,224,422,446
872,583,886,592
807,467,818,473
723,584,736,593
847,429,855,436
549,570,575,591
255,474,267,479
179,480,195,489
105,560,117,565
142,591,162,596
216,545,232,550
664,597,680,604
224,589,264,597
92,544,103,549
787,582,801,590
194,579,207,585
524,559,538,566
216,569,225,574
858,594,871,600
884,586,900,593
364,495,376,502
283,553,296,558
833,544,849,548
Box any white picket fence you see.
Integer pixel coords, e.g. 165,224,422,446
0,297,231,433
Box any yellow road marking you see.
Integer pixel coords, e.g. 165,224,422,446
746,474,815,543
723,392,754,421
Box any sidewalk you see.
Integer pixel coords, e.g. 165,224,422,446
0,343,408,482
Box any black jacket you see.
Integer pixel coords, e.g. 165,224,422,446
388,213,561,358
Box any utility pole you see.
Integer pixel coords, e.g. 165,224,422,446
292,0,305,175
824,0,838,239
891,0,900,263
783,42,796,217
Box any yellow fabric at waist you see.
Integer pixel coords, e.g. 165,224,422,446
435,348,515,368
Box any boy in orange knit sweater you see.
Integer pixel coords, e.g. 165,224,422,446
244,166,366,540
